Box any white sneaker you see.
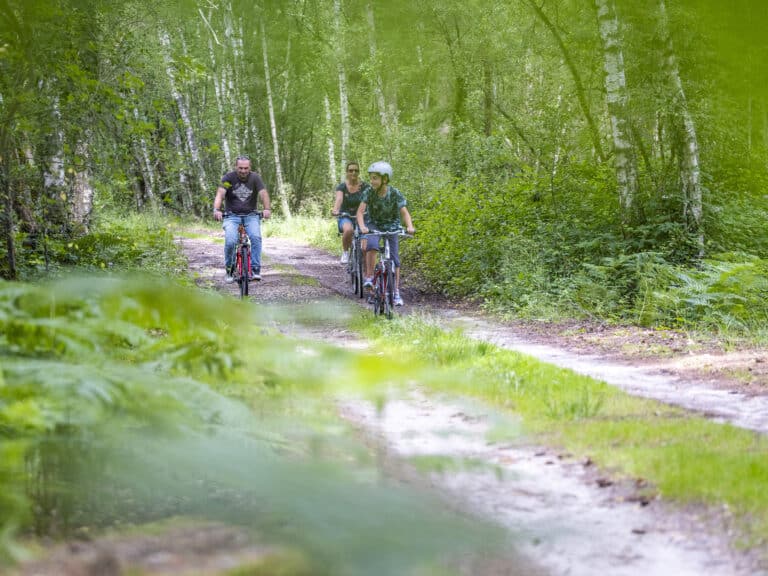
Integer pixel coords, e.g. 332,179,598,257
225,273,234,284
340,250,350,264
363,277,373,288
394,293,404,306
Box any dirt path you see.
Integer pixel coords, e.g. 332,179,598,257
176,228,768,576
184,228,768,434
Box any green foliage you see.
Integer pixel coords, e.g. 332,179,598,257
641,256,768,333
17,212,186,279
0,278,500,572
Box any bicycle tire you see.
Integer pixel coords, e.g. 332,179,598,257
347,242,356,289
372,266,383,316
240,245,250,298
355,242,365,298
383,263,394,319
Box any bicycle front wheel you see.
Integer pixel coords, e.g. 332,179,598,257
383,263,394,319
240,245,250,298
372,269,383,316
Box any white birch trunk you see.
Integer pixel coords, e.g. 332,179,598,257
261,20,291,218
595,0,638,216
366,3,387,128
417,45,430,115
281,34,291,114
174,129,191,202
334,0,350,169
659,0,702,252
223,6,242,152
132,102,157,207
44,95,66,191
160,30,207,206
207,36,232,168
324,94,338,186
70,140,94,227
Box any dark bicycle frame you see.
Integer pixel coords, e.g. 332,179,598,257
224,211,262,299
338,212,365,299
367,229,410,319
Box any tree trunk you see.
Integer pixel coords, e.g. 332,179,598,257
0,157,17,280
483,58,493,136
659,0,703,254
281,33,291,114
261,20,291,218
70,140,94,229
334,0,350,169
44,96,66,192
595,0,639,217
160,30,207,209
131,93,158,208
207,36,232,168
366,3,388,128
324,94,338,186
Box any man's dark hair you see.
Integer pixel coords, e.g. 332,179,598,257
236,155,251,162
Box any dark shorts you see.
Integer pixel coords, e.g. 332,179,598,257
363,233,400,268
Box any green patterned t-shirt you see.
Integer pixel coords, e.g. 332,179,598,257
362,185,407,231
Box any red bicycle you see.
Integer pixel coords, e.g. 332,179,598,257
225,211,262,299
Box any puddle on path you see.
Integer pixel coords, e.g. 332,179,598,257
341,391,758,576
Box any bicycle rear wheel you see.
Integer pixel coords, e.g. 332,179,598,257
348,242,357,291
240,245,250,298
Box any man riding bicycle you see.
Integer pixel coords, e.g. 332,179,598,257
357,161,415,307
213,155,272,283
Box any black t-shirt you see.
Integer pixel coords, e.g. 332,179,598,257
335,181,370,215
220,171,266,214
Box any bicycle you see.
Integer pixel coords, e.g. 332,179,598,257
224,211,262,299
366,229,411,319
337,212,365,299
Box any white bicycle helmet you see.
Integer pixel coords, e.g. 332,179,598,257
367,161,393,180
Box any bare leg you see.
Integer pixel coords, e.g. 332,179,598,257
365,249,377,278
341,222,354,251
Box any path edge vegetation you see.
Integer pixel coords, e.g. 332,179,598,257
354,312,768,555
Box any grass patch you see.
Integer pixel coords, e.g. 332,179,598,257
265,216,339,254
353,313,768,548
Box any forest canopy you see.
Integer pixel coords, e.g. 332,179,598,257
2,0,768,325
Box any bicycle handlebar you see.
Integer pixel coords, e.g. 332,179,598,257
365,228,414,238
222,211,264,218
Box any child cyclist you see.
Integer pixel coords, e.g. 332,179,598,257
356,161,415,307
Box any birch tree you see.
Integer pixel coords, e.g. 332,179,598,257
261,19,291,218
324,94,338,186
160,30,206,210
659,0,703,253
334,0,350,169
366,3,388,129
595,0,639,217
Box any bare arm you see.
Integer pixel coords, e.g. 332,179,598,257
258,188,271,219
400,206,415,235
357,202,369,234
331,190,343,215
213,186,226,221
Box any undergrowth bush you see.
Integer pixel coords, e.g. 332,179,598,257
17,212,185,279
